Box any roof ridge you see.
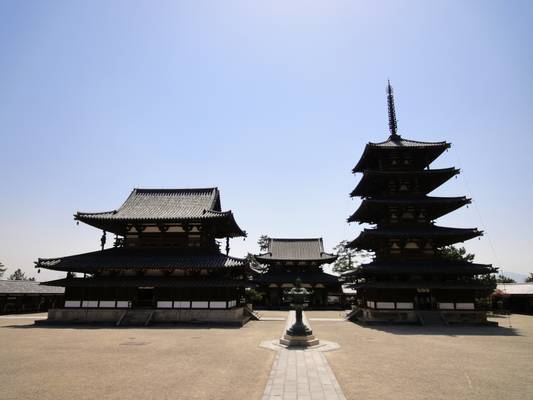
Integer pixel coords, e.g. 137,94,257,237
363,225,481,231
133,188,218,193
269,238,323,241
364,167,458,174
368,136,449,146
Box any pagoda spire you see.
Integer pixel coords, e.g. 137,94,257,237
387,80,399,138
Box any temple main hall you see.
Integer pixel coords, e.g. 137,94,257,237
37,188,252,325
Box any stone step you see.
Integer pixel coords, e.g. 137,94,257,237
417,311,447,326
117,310,153,326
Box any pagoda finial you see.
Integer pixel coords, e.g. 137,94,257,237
387,80,399,138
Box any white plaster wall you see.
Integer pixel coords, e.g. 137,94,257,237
456,303,475,310
396,302,414,309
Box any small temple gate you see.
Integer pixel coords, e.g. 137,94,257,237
254,238,342,308
344,82,496,323
37,188,252,325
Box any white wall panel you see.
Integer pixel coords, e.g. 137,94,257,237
456,303,474,310
174,301,190,309
438,303,454,310
396,302,413,309
376,302,395,309
191,301,208,308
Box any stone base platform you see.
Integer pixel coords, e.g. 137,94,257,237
352,307,494,325
42,307,249,326
278,310,320,347
261,339,340,352
441,310,494,325
279,334,320,347
354,308,419,323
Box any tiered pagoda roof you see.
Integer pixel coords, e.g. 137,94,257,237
352,135,450,173
344,260,496,277
255,238,337,265
345,82,494,300
351,281,491,290
348,226,482,250
350,167,460,197
75,188,245,238
253,271,340,285
348,196,471,224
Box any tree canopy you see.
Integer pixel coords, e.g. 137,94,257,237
8,268,35,281
436,246,475,262
496,274,516,283
525,273,533,283
257,235,270,252
0,262,6,278
332,240,372,274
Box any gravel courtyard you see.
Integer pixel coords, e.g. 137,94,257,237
1,312,532,400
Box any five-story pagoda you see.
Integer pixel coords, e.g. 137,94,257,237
345,83,496,324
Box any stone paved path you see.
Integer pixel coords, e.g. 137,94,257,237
262,348,346,400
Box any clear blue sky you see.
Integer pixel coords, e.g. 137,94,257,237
1,1,532,281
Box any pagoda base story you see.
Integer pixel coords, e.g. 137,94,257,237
45,306,248,325
352,306,491,325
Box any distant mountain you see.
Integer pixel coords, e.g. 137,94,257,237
499,271,528,283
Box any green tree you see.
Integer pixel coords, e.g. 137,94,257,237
436,245,475,262
257,235,270,252
496,274,516,283
245,288,264,303
0,262,6,278
332,240,372,274
525,273,533,283
8,268,35,281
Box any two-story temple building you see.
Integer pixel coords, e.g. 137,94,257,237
344,83,496,324
254,238,342,308
37,188,252,325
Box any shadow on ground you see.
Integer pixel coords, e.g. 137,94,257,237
2,322,244,330
352,321,520,336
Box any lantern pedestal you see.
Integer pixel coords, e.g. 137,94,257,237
279,309,319,348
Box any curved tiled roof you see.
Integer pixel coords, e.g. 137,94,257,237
76,188,225,220
0,280,64,294
255,238,337,263
343,260,495,277
367,135,448,148
74,188,246,237
347,226,483,249
353,135,450,173
42,277,253,288
350,168,459,197
351,281,492,290
37,248,246,272
348,196,471,223
496,283,533,295
253,271,340,284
